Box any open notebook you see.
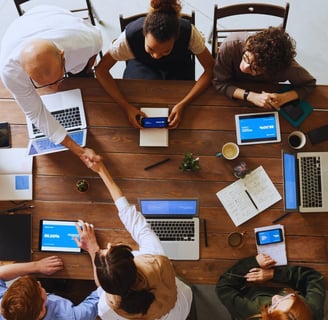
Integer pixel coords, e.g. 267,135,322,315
0,148,33,200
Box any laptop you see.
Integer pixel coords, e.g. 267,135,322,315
138,198,200,260
26,89,87,156
0,213,32,261
282,151,328,212
254,224,287,266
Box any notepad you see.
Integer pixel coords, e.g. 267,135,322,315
216,166,281,226
139,107,169,147
0,148,33,200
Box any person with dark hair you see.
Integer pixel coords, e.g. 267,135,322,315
0,5,103,168
95,0,214,128
75,160,193,319
0,256,99,320
216,254,325,320
212,27,316,109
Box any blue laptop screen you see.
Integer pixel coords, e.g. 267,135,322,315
239,113,278,143
139,199,198,217
283,152,298,211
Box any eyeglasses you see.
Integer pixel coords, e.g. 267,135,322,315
30,66,68,89
242,51,260,75
269,293,295,313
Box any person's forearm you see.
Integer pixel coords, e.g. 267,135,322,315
98,165,123,202
61,134,84,157
0,261,39,281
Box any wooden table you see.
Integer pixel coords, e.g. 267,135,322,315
0,78,327,286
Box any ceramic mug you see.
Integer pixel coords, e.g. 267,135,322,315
288,131,306,149
216,142,239,160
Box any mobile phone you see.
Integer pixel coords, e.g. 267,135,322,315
0,122,11,148
255,228,283,246
141,117,168,128
281,101,304,121
39,219,81,253
308,124,328,144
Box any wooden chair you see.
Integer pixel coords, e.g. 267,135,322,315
119,11,196,79
210,2,290,57
13,0,103,58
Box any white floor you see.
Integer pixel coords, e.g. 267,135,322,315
0,0,327,84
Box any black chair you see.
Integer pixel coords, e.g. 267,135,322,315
13,0,103,59
119,11,196,79
210,2,290,57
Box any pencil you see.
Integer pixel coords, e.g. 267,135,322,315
203,218,208,247
272,211,292,224
144,158,171,170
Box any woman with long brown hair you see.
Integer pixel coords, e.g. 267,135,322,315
216,254,325,320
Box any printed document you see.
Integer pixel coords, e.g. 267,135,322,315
216,166,281,226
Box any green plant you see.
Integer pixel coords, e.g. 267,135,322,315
180,152,200,172
76,179,89,192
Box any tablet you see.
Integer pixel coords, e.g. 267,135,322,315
39,219,81,253
235,112,281,145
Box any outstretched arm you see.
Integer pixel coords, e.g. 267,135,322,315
0,256,63,281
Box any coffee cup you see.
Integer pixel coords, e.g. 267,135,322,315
288,131,306,149
216,142,239,160
227,231,246,248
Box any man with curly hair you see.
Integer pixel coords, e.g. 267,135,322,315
212,27,316,109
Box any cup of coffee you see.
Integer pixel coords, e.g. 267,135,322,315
227,231,246,248
216,142,239,160
288,131,306,149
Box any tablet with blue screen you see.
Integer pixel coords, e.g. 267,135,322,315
235,112,281,145
39,219,81,253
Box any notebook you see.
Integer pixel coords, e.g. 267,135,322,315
139,198,200,260
254,224,287,266
26,89,87,156
139,107,169,147
282,151,328,212
0,148,33,200
0,213,32,261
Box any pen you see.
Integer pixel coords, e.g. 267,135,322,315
226,273,246,278
244,189,258,210
203,218,208,247
272,211,292,224
144,158,170,170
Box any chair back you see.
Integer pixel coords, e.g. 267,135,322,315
211,2,290,57
119,11,195,79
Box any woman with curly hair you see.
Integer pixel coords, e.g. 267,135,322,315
96,0,214,128
216,254,325,320
212,27,316,109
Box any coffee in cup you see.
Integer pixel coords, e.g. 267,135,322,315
216,142,239,160
288,131,306,149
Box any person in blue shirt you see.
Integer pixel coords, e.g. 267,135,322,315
0,255,99,320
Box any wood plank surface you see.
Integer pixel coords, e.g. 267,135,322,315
0,78,327,286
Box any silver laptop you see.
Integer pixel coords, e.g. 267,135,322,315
26,89,87,156
282,151,328,212
139,198,200,260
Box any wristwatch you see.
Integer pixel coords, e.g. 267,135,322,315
243,90,250,101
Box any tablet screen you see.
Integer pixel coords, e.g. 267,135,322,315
39,220,81,253
235,112,281,145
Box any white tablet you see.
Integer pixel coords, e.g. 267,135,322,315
39,219,81,253
235,112,281,145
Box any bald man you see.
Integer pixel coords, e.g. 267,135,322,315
0,5,102,165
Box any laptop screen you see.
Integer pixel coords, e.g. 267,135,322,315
282,152,298,211
139,199,198,217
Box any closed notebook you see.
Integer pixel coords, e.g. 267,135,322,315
139,107,169,147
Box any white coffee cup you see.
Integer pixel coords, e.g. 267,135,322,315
216,142,239,160
288,131,306,149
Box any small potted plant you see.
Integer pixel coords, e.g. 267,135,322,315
76,179,89,192
180,152,200,172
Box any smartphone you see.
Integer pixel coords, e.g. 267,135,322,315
308,124,328,144
141,117,168,128
255,228,283,246
0,122,11,148
281,101,304,121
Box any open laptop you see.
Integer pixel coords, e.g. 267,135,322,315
26,89,87,156
0,213,32,261
282,151,328,212
139,198,200,260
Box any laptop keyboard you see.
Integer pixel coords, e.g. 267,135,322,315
32,107,82,135
300,156,322,207
148,220,195,241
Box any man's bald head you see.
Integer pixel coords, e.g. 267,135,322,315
20,39,64,87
